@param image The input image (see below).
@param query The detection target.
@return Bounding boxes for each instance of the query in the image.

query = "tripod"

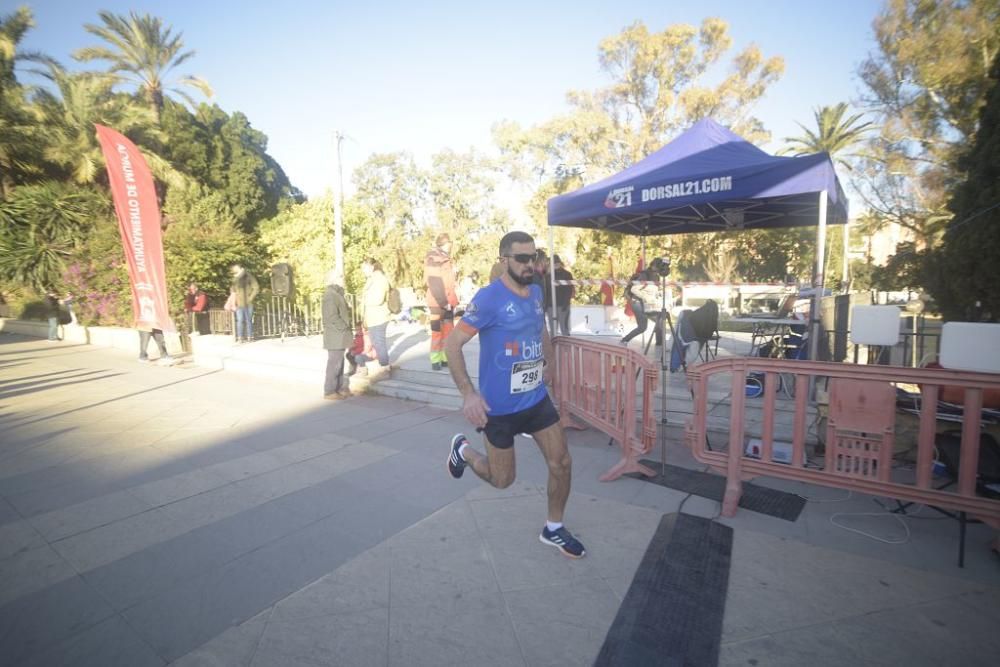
[612,275,685,476]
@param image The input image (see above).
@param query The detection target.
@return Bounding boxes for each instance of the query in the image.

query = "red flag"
[95,124,174,333]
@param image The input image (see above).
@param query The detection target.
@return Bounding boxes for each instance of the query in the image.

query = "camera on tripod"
[648,256,671,278]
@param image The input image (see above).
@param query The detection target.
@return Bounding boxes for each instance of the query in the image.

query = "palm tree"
[0,181,105,291]
[34,63,184,189]
[0,6,52,196]
[782,103,873,171]
[73,11,212,123]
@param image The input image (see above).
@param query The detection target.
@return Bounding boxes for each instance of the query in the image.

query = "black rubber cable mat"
[628,460,806,522]
[595,513,732,667]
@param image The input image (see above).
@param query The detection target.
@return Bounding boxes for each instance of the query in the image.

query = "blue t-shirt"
[459,280,547,416]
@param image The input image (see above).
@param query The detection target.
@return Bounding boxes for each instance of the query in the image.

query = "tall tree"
[159,102,296,231]
[32,64,183,188]
[74,10,212,123]
[352,152,427,234]
[493,18,785,283]
[0,6,49,195]
[925,49,1000,320]
[781,103,873,170]
[857,0,1000,247]
[0,181,107,290]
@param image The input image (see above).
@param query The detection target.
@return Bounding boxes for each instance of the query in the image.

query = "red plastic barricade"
[684,357,1000,531]
[552,337,659,481]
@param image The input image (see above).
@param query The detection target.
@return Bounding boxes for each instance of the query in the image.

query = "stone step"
[366,378,464,410]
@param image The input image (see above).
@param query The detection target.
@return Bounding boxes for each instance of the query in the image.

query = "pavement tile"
[30,488,154,541]
[0,518,45,560]
[169,609,271,667]
[203,450,289,483]
[0,575,117,666]
[389,534,499,607]
[51,507,189,572]
[83,497,317,611]
[128,468,232,507]
[386,498,481,549]
[122,514,376,662]
[482,524,606,593]
[159,479,278,530]
[0,543,77,606]
[271,543,390,620]
[505,577,621,667]
[388,590,525,667]
[251,607,388,667]
[719,628,866,667]
[823,595,1000,667]
[469,493,551,535]
[22,614,165,667]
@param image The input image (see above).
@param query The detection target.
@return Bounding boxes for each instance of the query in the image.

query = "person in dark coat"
[322,271,354,399]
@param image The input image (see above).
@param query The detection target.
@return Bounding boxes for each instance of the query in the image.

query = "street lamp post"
[333,131,345,285]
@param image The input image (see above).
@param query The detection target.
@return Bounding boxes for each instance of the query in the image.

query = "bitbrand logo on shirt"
[504,339,542,360]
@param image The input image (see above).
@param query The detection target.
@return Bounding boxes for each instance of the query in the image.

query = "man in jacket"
[424,233,459,370]
[354,257,391,376]
[322,271,354,399]
[229,264,260,343]
[183,283,209,335]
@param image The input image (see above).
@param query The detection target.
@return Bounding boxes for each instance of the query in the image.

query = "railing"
[552,337,659,481]
[684,357,1000,529]
[204,292,358,340]
[256,295,323,340]
[207,309,232,335]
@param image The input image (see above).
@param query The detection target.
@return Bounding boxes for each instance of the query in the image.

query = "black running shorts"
[477,394,561,449]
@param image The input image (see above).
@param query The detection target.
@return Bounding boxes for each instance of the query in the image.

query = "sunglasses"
[502,253,539,264]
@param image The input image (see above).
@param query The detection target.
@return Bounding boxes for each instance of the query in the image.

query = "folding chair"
[688,299,720,362]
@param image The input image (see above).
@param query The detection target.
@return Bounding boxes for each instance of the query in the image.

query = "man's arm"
[542,326,555,385]
[444,325,476,396]
[445,323,490,427]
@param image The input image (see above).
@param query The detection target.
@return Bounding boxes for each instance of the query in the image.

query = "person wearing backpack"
[353,257,392,377]
[424,233,459,371]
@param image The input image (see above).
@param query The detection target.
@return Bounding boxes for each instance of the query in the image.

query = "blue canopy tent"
[546,118,849,362]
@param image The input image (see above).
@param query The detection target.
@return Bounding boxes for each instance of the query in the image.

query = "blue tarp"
[547,118,848,235]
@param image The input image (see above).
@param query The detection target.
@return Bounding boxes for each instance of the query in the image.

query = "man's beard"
[507,264,534,286]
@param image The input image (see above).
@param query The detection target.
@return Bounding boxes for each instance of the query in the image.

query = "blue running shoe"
[447,433,468,479]
[540,526,586,558]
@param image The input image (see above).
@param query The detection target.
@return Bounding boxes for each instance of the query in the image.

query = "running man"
[444,231,585,558]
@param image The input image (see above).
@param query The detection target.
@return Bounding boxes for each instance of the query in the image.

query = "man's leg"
[235,308,246,340]
[428,309,444,369]
[533,419,586,558]
[557,307,571,336]
[531,422,572,523]
[370,322,390,366]
[138,330,151,360]
[460,436,516,489]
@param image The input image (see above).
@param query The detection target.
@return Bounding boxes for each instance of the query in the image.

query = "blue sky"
[19,0,883,198]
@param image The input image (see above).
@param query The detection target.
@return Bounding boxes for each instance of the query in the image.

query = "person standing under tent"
[620,263,664,347]
[552,255,574,336]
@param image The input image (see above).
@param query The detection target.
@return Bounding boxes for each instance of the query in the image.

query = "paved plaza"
[1,331,999,666]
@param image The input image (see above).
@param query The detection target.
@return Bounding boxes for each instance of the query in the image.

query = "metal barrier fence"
[684,357,1000,561]
[552,336,659,481]
[256,295,323,340]
[204,292,357,340]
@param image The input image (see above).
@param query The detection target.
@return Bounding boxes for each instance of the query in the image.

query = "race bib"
[510,359,543,394]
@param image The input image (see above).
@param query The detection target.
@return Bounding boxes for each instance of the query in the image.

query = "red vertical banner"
[95,124,174,333]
